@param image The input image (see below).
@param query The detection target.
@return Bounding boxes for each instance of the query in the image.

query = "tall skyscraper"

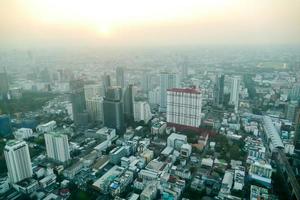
[123,84,134,121]
[102,74,111,92]
[0,67,9,100]
[4,140,33,183]
[116,67,125,88]
[103,86,125,133]
[159,72,178,112]
[166,88,202,129]
[214,74,225,106]
[70,79,87,126]
[141,73,152,92]
[290,83,300,101]
[86,96,104,123]
[230,76,241,112]
[45,132,70,162]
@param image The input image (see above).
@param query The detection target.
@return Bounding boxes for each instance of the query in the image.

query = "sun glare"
[25,0,232,36]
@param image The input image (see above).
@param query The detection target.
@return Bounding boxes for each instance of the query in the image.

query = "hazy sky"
[1,0,300,48]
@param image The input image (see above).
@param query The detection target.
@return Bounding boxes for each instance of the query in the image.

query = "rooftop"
[167,87,200,94]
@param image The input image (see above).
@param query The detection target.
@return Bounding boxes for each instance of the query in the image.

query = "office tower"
[180,65,188,81]
[86,96,104,123]
[102,74,111,92]
[0,67,9,100]
[84,84,104,100]
[141,73,152,92]
[166,88,202,128]
[286,101,298,122]
[45,132,70,162]
[4,140,33,183]
[70,79,87,126]
[230,76,241,112]
[159,72,178,112]
[116,67,125,88]
[149,87,160,105]
[103,87,125,134]
[290,83,300,101]
[123,84,134,121]
[214,74,225,106]
[133,101,152,123]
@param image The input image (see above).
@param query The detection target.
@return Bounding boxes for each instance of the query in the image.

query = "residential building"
[45,132,70,162]
[159,72,177,112]
[134,101,152,123]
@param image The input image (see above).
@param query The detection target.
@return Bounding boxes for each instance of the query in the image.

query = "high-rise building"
[159,72,178,112]
[4,140,33,183]
[84,84,104,101]
[116,67,125,88]
[166,88,202,128]
[133,101,152,123]
[86,96,103,123]
[230,76,241,112]
[103,87,125,134]
[102,74,111,92]
[70,79,87,126]
[286,101,298,122]
[141,73,152,92]
[214,74,225,106]
[149,87,160,105]
[45,132,70,163]
[0,67,9,100]
[290,83,300,101]
[123,84,134,121]
[180,65,188,81]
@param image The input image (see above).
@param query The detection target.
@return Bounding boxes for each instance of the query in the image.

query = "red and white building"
[166,88,202,129]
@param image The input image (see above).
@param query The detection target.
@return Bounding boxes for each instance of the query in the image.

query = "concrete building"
[249,161,272,187]
[123,84,134,121]
[45,132,70,163]
[134,101,152,123]
[214,74,225,106]
[166,88,202,129]
[151,121,167,135]
[4,140,33,183]
[149,87,160,105]
[116,67,125,88]
[36,121,57,133]
[230,76,240,113]
[103,86,125,134]
[14,128,33,140]
[159,72,178,112]
[86,96,103,123]
[70,79,87,126]
[167,133,187,150]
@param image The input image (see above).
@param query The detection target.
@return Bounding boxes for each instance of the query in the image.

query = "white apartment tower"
[167,88,202,128]
[230,76,241,112]
[45,133,70,162]
[4,140,33,183]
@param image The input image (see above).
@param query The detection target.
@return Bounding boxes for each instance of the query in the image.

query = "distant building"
[4,140,33,183]
[45,132,70,163]
[116,67,125,88]
[214,74,225,106]
[36,121,56,133]
[249,161,272,188]
[289,83,300,101]
[84,84,104,101]
[141,73,152,92]
[286,101,298,122]
[86,96,103,123]
[149,87,160,105]
[166,88,202,129]
[103,86,125,134]
[123,84,134,121]
[14,128,33,140]
[134,101,152,123]
[230,76,240,113]
[167,133,187,150]
[102,74,111,92]
[159,72,178,112]
[70,79,87,126]
[0,67,9,100]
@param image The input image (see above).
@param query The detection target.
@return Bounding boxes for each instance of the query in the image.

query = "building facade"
[45,133,70,163]
[4,140,33,183]
[159,72,178,112]
[166,88,202,128]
